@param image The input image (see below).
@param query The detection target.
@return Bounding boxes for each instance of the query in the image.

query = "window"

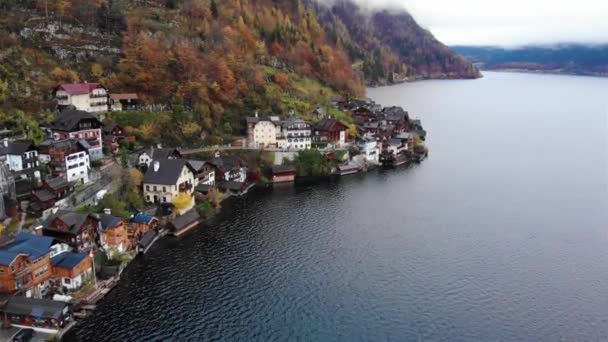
[146,185,150,191]
[162,197,167,203]
[64,278,71,284]
[146,195,150,201]
[162,187,166,192]
[153,186,157,191]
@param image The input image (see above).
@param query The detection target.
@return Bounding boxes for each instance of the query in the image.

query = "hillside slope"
[313,0,481,84]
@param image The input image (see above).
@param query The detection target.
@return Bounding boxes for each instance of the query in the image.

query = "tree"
[222,122,232,136]
[173,193,193,211]
[97,194,130,219]
[128,168,144,193]
[210,0,218,19]
[126,190,144,210]
[274,73,289,86]
[91,63,104,79]
[196,200,216,221]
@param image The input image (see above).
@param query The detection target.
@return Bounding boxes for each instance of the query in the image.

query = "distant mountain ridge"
[453,44,608,77]
[313,0,481,85]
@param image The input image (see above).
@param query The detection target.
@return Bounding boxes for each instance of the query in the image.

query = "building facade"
[54,83,109,113]
[143,160,196,204]
[49,110,103,160]
[0,141,39,172]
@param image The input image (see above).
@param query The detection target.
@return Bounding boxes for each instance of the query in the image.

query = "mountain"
[312,0,481,85]
[0,0,478,146]
[453,44,608,77]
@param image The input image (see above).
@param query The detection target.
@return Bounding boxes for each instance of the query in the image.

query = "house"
[208,156,247,183]
[97,213,129,253]
[314,118,348,146]
[0,140,39,172]
[187,160,215,186]
[218,181,249,196]
[246,114,281,148]
[143,159,196,205]
[41,211,99,252]
[277,118,312,150]
[168,210,202,236]
[271,165,296,183]
[138,147,182,167]
[0,233,54,298]
[129,213,158,247]
[48,109,103,160]
[109,93,139,111]
[30,177,74,214]
[50,251,93,290]
[102,124,125,153]
[136,230,159,254]
[381,106,409,130]
[54,82,108,113]
[352,107,376,122]
[330,95,346,108]
[38,139,91,184]
[0,296,72,331]
[312,107,325,118]
[356,136,381,165]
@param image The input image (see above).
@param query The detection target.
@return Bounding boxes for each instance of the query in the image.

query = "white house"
[38,139,91,184]
[143,159,196,205]
[54,83,109,113]
[138,147,182,167]
[277,118,312,150]
[357,135,381,165]
[246,114,281,148]
[0,140,39,172]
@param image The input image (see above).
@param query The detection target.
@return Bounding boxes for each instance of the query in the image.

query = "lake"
[66,72,608,341]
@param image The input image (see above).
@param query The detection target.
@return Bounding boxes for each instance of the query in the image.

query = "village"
[0,82,427,340]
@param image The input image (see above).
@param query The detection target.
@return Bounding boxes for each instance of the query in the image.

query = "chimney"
[153,161,160,172]
[255,111,258,118]
[104,208,112,215]
[156,143,162,149]
[2,140,7,147]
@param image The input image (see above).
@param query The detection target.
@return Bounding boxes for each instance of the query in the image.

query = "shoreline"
[480,68,608,78]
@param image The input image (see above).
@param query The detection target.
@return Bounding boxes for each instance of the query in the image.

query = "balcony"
[13,265,32,279]
[56,95,68,100]
[91,101,108,107]
[179,183,193,193]
[90,93,107,98]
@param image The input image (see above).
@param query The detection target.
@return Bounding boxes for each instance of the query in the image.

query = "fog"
[318,0,608,46]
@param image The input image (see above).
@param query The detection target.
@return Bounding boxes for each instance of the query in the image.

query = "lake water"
[66,72,608,341]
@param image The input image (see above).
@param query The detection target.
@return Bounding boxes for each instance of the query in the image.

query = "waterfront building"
[0,296,72,331]
[50,251,93,290]
[314,118,349,146]
[246,114,282,148]
[271,165,297,183]
[356,136,381,165]
[97,213,129,254]
[48,109,103,160]
[54,82,109,113]
[143,159,196,205]
[187,160,216,186]
[207,156,248,183]
[40,211,99,252]
[277,118,312,150]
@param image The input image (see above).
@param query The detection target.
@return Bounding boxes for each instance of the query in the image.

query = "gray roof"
[152,148,180,160]
[143,159,194,185]
[272,165,296,174]
[208,156,247,170]
[138,231,157,248]
[4,296,68,319]
[33,189,55,202]
[0,141,36,156]
[46,176,70,191]
[50,109,101,131]
[195,184,212,193]
[169,210,201,230]
[45,210,92,235]
[187,160,207,171]
[219,181,245,191]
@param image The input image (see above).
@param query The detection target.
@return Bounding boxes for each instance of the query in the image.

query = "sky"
[339,0,608,46]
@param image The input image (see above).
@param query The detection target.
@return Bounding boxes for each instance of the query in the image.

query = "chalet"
[137,230,159,254]
[0,140,39,173]
[0,233,54,298]
[48,109,103,160]
[246,114,281,148]
[50,251,92,290]
[356,136,381,165]
[208,156,247,183]
[102,124,125,153]
[30,177,74,214]
[314,118,348,146]
[143,159,196,205]
[187,160,215,186]
[138,147,182,168]
[97,213,129,253]
[41,211,99,252]
[381,106,409,130]
[271,165,297,183]
[168,209,202,236]
[0,296,72,331]
[109,93,139,111]
[38,139,90,184]
[129,213,158,247]
[54,82,108,113]
[352,107,376,122]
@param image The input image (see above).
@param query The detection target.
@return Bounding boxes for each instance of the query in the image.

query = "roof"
[219,181,245,191]
[97,213,122,231]
[272,165,296,174]
[207,156,247,170]
[4,233,54,260]
[186,160,207,171]
[0,251,22,266]
[246,115,280,124]
[33,189,55,202]
[315,118,347,132]
[389,138,404,146]
[143,159,194,185]
[131,213,155,224]
[141,147,181,160]
[56,82,104,95]
[0,141,36,156]
[110,93,138,100]
[4,296,68,319]
[169,210,201,230]
[49,109,102,132]
[195,184,212,193]
[45,176,70,191]
[51,252,88,269]
[45,211,92,235]
[138,231,157,248]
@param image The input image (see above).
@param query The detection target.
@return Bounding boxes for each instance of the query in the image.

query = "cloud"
[317,0,608,46]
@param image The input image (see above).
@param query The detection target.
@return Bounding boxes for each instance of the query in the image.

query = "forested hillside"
[0,0,478,145]
[454,44,608,77]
